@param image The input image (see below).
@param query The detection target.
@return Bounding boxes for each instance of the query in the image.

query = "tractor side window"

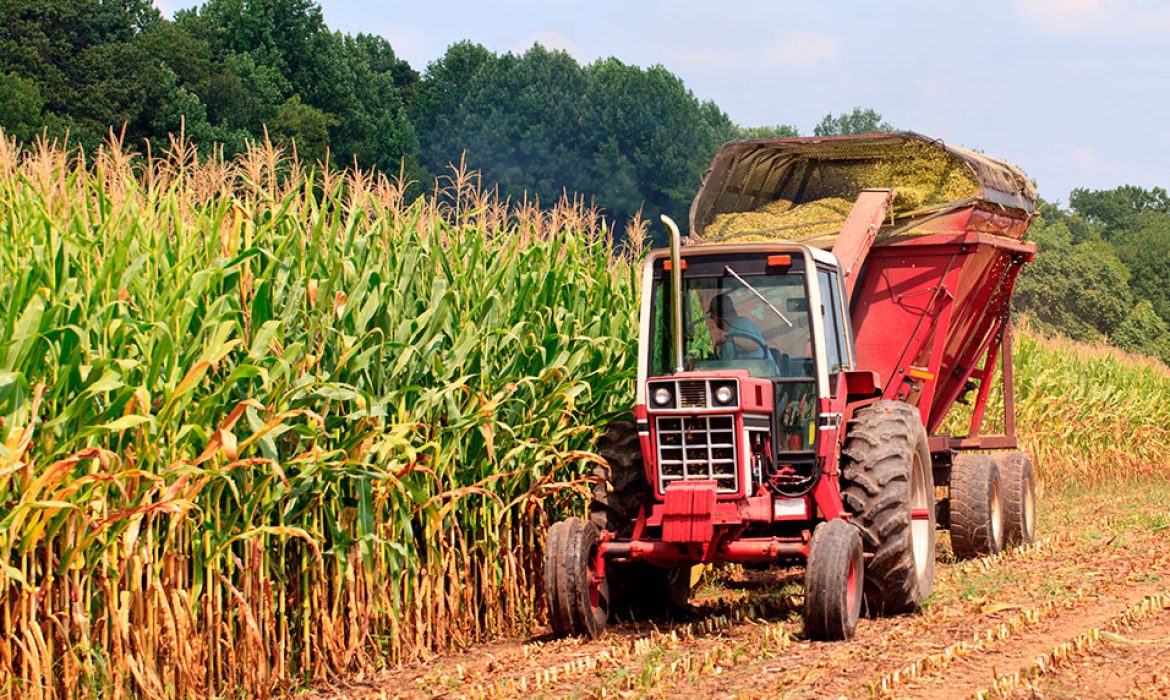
[818,268,849,373]
[650,284,669,377]
[649,285,717,377]
[684,289,716,365]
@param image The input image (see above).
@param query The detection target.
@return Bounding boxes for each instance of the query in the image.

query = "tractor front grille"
[678,381,708,408]
[655,415,738,493]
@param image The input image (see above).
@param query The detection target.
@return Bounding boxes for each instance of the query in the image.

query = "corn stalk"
[0,131,639,698]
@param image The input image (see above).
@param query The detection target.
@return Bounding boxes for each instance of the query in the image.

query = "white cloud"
[914,79,946,99]
[1037,143,1166,199]
[1063,145,1127,175]
[154,0,200,18]
[660,33,839,76]
[1012,0,1170,34]
[1012,0,1108,31]
[513,31,588,61]
[759,34,839,71]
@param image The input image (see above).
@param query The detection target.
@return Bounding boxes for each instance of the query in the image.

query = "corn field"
[975,327,1170,485]
[0,132,639,697]
[2,132,1168,699]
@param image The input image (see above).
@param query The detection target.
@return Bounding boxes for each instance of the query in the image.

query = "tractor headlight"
[652,385,674,408]
[712,382,737,406]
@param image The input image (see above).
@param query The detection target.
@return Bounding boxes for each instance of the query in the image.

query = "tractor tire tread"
[840,400,935,616]
[591,418,644,537]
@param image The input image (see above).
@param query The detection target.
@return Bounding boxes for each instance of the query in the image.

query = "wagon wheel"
[995,451,1037,547]
[949,454,1005,558]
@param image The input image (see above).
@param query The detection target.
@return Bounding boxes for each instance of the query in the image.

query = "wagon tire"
[994,451,1036,547]
[840,400,936,616]
[804,518,864,641]
[949,454,1005,558]
[544,517,608,638]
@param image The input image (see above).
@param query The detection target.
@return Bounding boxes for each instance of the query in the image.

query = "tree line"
[1016,187,1170,363]
[1,0,1168,361]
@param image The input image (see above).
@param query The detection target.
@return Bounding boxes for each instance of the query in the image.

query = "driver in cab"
[708,293,768,360]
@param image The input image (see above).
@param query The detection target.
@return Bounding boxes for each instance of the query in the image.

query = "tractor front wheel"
[544,517,608,638]
[949,454,1005,558]
[804,518,864,641]
[995,451,1037,547]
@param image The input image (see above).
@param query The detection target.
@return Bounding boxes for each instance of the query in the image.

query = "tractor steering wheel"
[723,331,769,358]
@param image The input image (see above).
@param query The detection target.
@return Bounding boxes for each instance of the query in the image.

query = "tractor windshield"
[649,266,814,380]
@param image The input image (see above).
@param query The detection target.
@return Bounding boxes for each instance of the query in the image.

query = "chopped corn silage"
[698,142,981,245]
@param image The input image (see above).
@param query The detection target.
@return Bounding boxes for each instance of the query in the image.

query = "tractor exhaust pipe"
[661,215,685,374]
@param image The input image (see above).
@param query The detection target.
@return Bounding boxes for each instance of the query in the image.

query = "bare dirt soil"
[313,480,1170,699]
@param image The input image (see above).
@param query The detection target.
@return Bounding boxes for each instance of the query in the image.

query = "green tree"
[1066,187,1170,337]
[1014,218,1133,342]
[413,44,733,231]
[271,94,337,162]
[1112,300,1170,363]
[813,107,894,136]
[733,123,799,140]
[145,65,217,145]
[177,0,417,169]
[0,0,161,149]
[581,57,732,227]
[326,33,419,173]
[0,72,45,142]
[1114,211,1170,321]
[1069,185,1170,235]
[410,41,494,178]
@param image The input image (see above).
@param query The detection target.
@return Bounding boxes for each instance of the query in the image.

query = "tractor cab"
[638,243,855,501]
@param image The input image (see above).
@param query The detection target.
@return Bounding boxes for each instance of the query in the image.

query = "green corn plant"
[0,132,641,698]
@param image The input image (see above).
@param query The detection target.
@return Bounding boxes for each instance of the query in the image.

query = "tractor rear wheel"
[804,518,864,641]
[949,454,1005,558]
[590,418,644,537]
[544,517,608,638]
[994,451,1036,547]
[591,418,691,619]
[840,400,936,616]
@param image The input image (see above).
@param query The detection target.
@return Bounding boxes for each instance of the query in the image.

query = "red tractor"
[544,133,1039,640]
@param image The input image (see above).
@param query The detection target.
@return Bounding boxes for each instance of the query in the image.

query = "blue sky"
[159,0,1169,203]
